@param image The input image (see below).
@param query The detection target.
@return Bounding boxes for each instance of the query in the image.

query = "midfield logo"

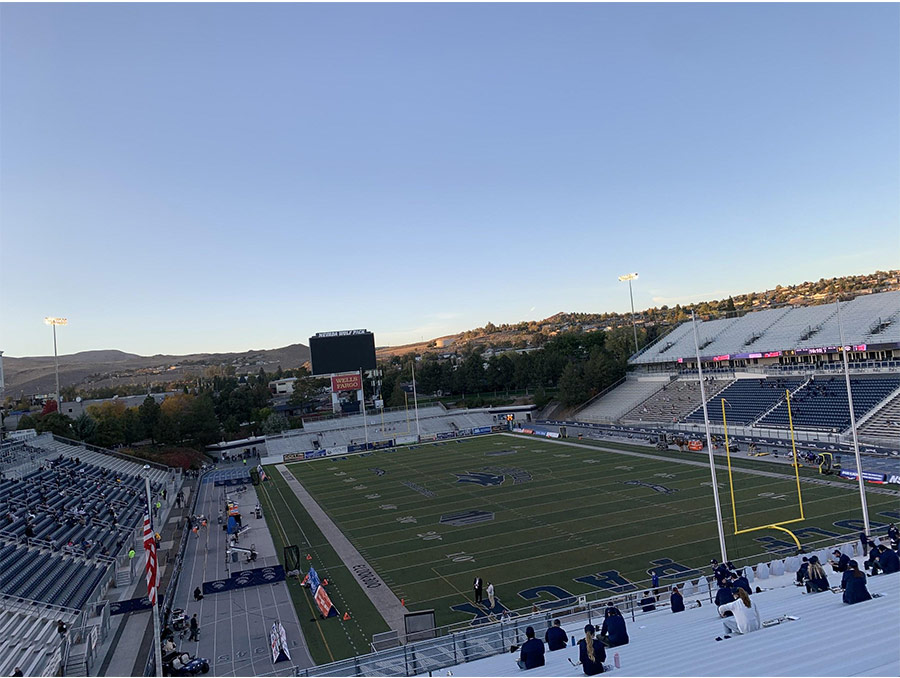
[455,472,505,486]
[623,479,678,494]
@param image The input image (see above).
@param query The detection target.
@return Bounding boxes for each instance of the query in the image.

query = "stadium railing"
[49,434,171,472]
[279,533,873,678]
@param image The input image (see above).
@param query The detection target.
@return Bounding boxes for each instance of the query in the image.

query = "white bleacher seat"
[576,378,671,423]
[425,571,899,677]
[743,566,754,583]
[756,563,769,579]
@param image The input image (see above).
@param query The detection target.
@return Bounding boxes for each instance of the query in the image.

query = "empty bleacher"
[622,377,732,424]
[859,391,900,441]
[0,606,79,678]
[758,375,900,432]
[684,377,805,426]
[576,378,671,423]
[0,543,109,609]
[630,290,900,366]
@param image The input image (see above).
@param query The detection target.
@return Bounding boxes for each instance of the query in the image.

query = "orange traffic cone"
[342,612,351,621]
[306,554,312,561]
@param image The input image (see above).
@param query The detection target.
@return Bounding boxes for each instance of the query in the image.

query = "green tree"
[262,412,289,435]
[139,396,161,444]
[72,413,98,441]
[557,362,589,407]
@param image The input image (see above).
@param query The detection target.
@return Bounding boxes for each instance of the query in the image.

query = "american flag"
[143,511,157,606]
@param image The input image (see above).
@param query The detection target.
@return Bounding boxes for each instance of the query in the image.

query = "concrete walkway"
[275,465,407,637]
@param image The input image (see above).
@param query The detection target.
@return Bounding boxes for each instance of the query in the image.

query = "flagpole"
[691,311,728,564]
[837,300,870,536]
[144,475,163,677]
[411,358,421,438]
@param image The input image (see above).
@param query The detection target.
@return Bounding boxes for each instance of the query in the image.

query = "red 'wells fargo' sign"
[331,373,362,391]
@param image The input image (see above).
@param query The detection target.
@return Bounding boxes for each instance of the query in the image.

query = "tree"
[185,394,220,446]
[262,412,289,435]
[34,412,75,437]
[557,362,588,407]
[72,413,98,442]
[122,408,145,445]
[139,396,161,444]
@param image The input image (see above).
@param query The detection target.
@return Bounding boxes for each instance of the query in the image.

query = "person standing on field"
[473,576,483,604]
[486,581,495,608]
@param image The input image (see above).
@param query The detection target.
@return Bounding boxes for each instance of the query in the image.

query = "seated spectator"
[578,624,606,675]
[732,572,752,596]
[715,580,735,613]
[640,591,656,612]
[795,557,809,586]
[830,549,851,573]
[544,619,567,651]
[717,588,760,636]
[599,606,629,647]
[804,556,830,593]
[670,586,685,613]
[842,561,872,605]
[878,544,900,574]
[517,626,545,670]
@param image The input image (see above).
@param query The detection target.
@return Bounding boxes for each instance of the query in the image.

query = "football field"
[260,433,899,663]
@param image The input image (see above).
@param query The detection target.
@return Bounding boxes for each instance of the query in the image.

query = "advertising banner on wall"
[395,434,419,445]
[348,443,368,453]
[304,449,326,460]
[436,431,457,440]
[369,439,395,450]
[472,426,492,435]
[420,434,437,442]
[325,445,349,456]
[283,452,305,462]
[331,373,362,392]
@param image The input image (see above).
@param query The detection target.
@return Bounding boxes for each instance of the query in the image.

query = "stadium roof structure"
[630,290,900,365]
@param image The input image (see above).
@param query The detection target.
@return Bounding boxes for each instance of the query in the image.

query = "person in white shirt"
[717,588,760,635]
[486,582,495,608]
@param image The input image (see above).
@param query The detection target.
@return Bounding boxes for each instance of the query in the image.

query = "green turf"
[272,433,899,660]
[256,468,390,665]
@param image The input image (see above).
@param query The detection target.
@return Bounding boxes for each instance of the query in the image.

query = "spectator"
[189,614,199,641]
[57,620,67,637]
[517,626,545,670]
[639,591,656,612]
[599,606,629,647]
[795,557,809,586]
[842,561,872,605]
[651,571,660,594]
[193,587,203,602]
[13,668,23,677]
[578,624,606,676]
[805,556,830,593]
[544,619,567,651]
[888,523,899,550]
[487,581,495,609]
[732,571,752,597]
[830,549,851,573]
[717,588,760,636]
[473,577,483,604]
[715,580,735,612]
[670,586,685,613]
[860,532,870,557]
[877,544,900,574]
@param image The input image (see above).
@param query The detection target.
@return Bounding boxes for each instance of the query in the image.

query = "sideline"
[275,465,408,637]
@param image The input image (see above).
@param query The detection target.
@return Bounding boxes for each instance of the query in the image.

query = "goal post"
[722,390,806,550]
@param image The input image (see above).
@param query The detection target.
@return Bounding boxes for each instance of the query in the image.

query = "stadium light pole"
[618,273,640,354]
[836,301,870,537]
[691,310,728,564]
[360,369,369,444]
[411,357,420,438]
[44,317,68,413]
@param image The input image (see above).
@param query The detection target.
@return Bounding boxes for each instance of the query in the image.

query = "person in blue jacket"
[715,580,736,613]
[599,606,629,647]
[518,626,545,670]
[670,586,685,613]
[732,572,752,596]
[830,549,851,573]
[877,544,900,574]
[578,624,606,675]
[544,619,567,651]
[842,561,872,605]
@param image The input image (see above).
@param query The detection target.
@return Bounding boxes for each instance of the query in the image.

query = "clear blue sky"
[2,2,898,357]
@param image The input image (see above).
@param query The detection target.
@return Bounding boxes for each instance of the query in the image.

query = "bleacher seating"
[622,377,732,423]
[758,375,900,432]
[859,391,900,441]
[265,407,495,459]
[0,543,108,610]
[576,378,671,423]
[0,607,77,678]
[631,290,900,365]
[684,377,805,426]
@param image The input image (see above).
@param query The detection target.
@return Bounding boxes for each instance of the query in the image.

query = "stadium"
[1,291,898,677]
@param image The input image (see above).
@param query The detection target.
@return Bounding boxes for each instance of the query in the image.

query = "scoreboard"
[310,330,376,375]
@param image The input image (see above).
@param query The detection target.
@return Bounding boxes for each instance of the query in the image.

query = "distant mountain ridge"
[3,344,311,398]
